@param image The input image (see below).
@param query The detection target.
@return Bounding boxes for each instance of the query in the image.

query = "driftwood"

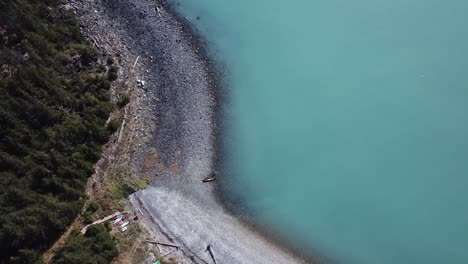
[137,208,144,216]
[155,5,162,17]
[145,240,179,250]
[161,250,175,258]
[205,245,217,264]
[133,56,139,68]
[90,36,100,48]
[117,108,127,142]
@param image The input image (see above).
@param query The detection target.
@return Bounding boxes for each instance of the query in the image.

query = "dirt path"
[81,211,122,234]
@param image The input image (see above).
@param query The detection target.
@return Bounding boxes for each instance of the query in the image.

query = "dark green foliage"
[106,119,120,134]
[86,200,99,213]
[0,0,115,262]
[118,183,136,198]
[117,95,130,109]
[107,66,118,81]
[104,221,113,232]
[97,64,106,73]
[83,213,94,225]
[71,44,98,65]
[53,225,118,264]
[113,183,136,200]
[83,201,100,224]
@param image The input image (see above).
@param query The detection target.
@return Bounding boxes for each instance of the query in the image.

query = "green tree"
[0,0,117,261]
[53,225,117,264]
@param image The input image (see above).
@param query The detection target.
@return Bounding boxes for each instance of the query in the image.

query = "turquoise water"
[174,1,468,263]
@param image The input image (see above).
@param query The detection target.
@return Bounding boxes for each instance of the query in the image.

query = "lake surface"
[173,1,468,263]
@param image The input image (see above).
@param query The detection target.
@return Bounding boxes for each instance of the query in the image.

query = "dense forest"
[53,225,118,264]
[0,0,117,262]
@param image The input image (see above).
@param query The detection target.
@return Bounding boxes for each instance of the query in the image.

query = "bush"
[97,64,106,73]
[53,226,118,264]
[98,78,112,90]
[117,95,130,109]
[112,182,136,199]
[83,213,95,224]
[73,44,98,65]
[106,119,120,134]
[86,201,99,213]
[83,201,100,224]
[107,66,118,81]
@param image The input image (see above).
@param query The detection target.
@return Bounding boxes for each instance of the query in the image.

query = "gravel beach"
[71,0,309,263]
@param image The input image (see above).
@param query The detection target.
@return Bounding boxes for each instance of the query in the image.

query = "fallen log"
[133,55,140,68]
[145,240,179,250]
[117,108,127,142]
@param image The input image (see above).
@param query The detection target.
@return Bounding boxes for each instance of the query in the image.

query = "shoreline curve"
[72,0,316,262]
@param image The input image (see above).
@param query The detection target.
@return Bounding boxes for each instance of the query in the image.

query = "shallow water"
[173,0,468,263]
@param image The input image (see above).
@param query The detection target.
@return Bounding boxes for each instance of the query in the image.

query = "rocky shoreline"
[70,0,309,263]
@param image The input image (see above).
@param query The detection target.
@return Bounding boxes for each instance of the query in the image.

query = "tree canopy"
[53,225,118,264]
[0,0,116,262]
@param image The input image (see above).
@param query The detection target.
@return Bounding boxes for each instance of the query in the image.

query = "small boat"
[114,216,126,226]
[203,173,216,183]
[112,215,123,224]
